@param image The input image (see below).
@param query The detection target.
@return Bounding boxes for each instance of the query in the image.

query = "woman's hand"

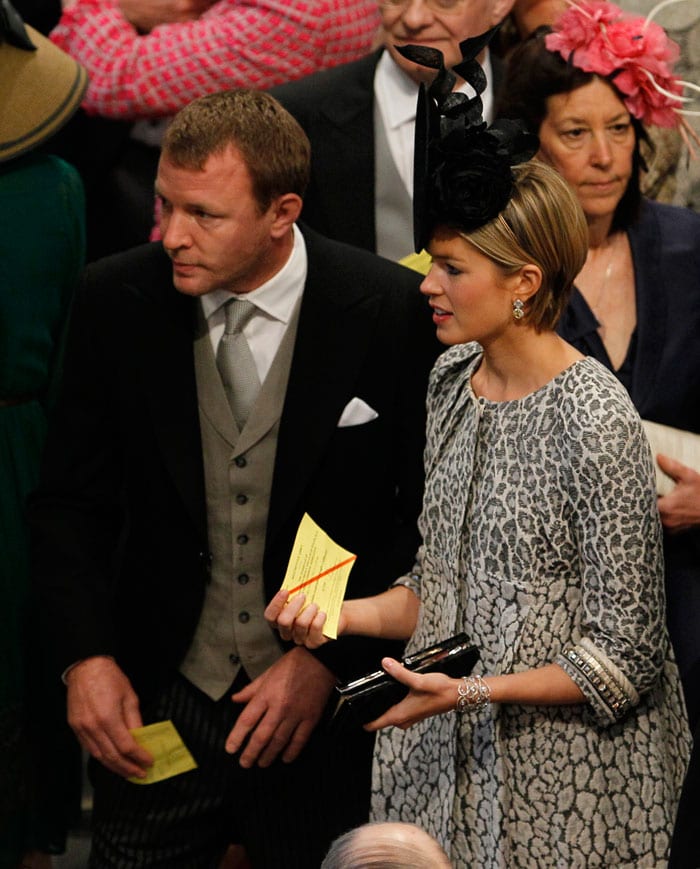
[266,584,419,647]
[657,454,700,533]
[264,590,338,649]
[363,658,458,732]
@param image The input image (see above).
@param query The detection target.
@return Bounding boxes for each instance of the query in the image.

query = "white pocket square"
[337,397,379,427]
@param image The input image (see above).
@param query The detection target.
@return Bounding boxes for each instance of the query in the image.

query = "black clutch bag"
[334,633,480,725]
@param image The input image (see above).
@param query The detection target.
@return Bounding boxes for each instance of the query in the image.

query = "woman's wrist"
[467,665,585,707]
[455,674,492,712]
[340,599,363,636]
[340,587,418,640]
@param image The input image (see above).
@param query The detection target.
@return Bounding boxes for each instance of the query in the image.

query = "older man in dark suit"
[271,0,515,261]
[30,89,439,869]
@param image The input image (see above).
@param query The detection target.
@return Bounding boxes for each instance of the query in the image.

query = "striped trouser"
[88,672,374,868]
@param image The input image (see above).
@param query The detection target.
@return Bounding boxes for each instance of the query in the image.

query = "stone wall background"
[618,0,700,210]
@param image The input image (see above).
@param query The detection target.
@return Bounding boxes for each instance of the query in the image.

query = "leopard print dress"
[372,344,690,868]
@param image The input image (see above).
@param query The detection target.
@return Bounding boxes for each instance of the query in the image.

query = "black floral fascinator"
[397,29,539,253]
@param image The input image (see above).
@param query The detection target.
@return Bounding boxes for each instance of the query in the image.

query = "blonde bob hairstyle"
[461,160,588,332]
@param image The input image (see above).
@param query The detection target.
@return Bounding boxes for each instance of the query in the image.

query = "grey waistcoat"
[180,302,301,700]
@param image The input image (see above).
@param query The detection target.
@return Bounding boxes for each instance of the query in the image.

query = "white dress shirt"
[200,224,308,385]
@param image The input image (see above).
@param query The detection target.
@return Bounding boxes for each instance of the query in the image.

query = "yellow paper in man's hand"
[280,513,357,639]
[128,720,197,785]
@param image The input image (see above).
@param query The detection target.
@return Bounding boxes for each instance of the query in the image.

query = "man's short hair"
[162,89,311,212]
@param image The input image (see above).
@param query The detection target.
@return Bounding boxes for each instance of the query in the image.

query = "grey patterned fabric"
[372,344,690,868]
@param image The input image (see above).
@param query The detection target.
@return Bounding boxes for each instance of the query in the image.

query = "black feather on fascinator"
[398,28,539,253]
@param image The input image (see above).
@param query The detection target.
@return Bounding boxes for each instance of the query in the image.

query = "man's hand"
[66,656,153,778]
[657,454,700,533]
[118,0,214,32]
[225,647,336,769]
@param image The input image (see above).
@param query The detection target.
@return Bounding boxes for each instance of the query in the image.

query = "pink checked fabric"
[51,0,380,120]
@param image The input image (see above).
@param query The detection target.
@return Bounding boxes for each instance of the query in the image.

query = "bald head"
[321,822,452,868]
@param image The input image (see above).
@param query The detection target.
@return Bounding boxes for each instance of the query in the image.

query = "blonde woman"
[267,149,690,866]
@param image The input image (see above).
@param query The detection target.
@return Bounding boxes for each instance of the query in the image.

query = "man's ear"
[489,0,517,27]
[270,193,303,238]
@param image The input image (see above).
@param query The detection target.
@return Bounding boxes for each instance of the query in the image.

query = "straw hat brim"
[0,23,88,162]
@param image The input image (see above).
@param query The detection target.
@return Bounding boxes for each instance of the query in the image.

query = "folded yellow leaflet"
[399,249,432,276]
[280,513,357,639]
[128,720,197,785]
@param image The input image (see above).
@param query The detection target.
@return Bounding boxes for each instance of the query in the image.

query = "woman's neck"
[587,213,615,249]
[472,330,583,403]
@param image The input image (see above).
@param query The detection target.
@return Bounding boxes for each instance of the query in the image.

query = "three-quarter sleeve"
[392,564,423,599]
[561,386,666,724]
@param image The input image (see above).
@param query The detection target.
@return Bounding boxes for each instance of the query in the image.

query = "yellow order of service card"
[128,720,197,785]
[280,513,357,639]
[399,249,432,275]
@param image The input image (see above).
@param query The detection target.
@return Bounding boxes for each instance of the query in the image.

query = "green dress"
[0,153,85,864]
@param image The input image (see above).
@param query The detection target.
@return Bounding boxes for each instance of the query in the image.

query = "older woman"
[266,36,690,862]
[497,2,700,731]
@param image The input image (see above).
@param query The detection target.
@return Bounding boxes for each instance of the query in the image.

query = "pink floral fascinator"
[545,0,700,151]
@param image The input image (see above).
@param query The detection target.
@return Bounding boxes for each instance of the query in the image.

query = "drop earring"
[512,299,525,321]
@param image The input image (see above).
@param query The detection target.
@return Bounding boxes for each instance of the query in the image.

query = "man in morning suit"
[271,0,515,262]
[29,90,439,868]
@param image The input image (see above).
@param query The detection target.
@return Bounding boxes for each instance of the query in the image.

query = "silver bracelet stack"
[456,674,491,712]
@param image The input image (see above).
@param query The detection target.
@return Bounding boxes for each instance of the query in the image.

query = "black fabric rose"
[431,147,514,233]
[429,120,539,233]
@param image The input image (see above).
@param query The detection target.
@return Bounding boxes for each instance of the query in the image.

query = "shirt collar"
[375,50,421,130]
[201,223,307,324]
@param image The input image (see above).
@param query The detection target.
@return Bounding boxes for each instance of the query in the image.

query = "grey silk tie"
[216,298,260,429]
